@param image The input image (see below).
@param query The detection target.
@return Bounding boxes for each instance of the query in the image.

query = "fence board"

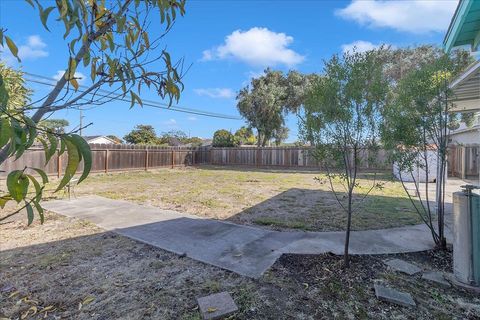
[0,145,395,178]
[448,144,479,179]
[209,147,390,170]
[0,145,212,177]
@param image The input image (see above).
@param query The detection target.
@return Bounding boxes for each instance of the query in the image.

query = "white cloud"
[194,88,235,99]
[53,70,86,84]
[1,35,48,65]
[18,35,49,60]
[187,116,197,121]
[341,40,382,53]
[202,27,305,67]
[336,0,458,33]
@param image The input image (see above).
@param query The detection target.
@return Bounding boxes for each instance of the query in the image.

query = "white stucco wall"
[449,129,480,145]
[393,150,438,183]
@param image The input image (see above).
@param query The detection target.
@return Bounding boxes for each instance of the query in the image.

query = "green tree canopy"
[0,62,31,111]
[39,119,70,134]
[123,125,159,145]
[212,129,237,147]
[158,130,188,146]
[303,49,389,267]
[381,50,472,248]
[237,69,318,147]
[272,126,289,146]
[234,126,256,145]
[184,136,203,147]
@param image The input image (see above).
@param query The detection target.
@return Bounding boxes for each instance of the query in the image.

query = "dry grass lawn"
[49,165,422,231]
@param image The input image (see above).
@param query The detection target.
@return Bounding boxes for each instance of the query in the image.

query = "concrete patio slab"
[197,291,238,320]
[43,196,452,278]
[384,259,422,275]
[374,284,416,307]
[422,271,451,288]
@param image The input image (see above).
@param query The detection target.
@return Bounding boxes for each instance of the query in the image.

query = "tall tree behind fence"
[0,145,394,178]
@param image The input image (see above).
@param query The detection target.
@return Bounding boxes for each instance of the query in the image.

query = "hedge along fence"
[209,147,391,170]
[0,144,211,178]
[0,144,392,178]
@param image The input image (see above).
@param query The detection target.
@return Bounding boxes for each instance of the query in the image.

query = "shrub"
[212,129,237,147]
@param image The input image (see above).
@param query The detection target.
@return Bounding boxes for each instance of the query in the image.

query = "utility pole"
[79,109,85,137]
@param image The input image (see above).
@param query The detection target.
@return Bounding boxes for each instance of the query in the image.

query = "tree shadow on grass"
[226,187,425,232]
[195,164,393,176]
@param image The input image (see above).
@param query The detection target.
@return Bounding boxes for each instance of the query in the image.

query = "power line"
[24,72,243,120]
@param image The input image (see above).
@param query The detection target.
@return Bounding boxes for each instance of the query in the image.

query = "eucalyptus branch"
[0,187,44,223]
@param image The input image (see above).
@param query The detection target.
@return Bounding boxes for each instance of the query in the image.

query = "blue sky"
[0,0,459,141]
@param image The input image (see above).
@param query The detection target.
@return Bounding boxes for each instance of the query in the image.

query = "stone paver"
[374,284,416,307]
[384,259,422,275]
[43,196,452,278]
[422,271,451,288]
[197,291,238,320]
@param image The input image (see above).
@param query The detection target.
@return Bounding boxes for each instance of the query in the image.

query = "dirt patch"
[1,214,479,319]
[42,166,422,232]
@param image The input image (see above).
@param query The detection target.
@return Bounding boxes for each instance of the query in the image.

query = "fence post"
[145,148,149,171]
[105,149,109,173]
[461,146,466,179]
[210,148,213,165]
[256,148,260,167]
[171,149,174,168]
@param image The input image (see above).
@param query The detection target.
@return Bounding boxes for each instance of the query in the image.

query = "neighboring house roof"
[444,1,480,112]
[83,135,102,141]
[83,135,119,144]
[444,0,480,53]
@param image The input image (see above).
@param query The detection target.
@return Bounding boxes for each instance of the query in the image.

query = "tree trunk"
[436,148,447,249]
[344,191,353,268]
[436,103,448,250]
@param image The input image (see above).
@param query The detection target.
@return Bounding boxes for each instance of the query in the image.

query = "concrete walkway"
[43,196,451,278]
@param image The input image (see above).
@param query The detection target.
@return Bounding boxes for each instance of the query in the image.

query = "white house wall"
[393,150,438,183]
[449,130,480,145]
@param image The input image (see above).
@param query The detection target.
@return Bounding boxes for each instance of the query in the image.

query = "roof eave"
[443,0,474,53]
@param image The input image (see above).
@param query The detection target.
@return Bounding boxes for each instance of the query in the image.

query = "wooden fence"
[0,144,210,177]
[3,143,477,179]
[209,147,391,169]
[448,144,480,179]
[0,145,393,178]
